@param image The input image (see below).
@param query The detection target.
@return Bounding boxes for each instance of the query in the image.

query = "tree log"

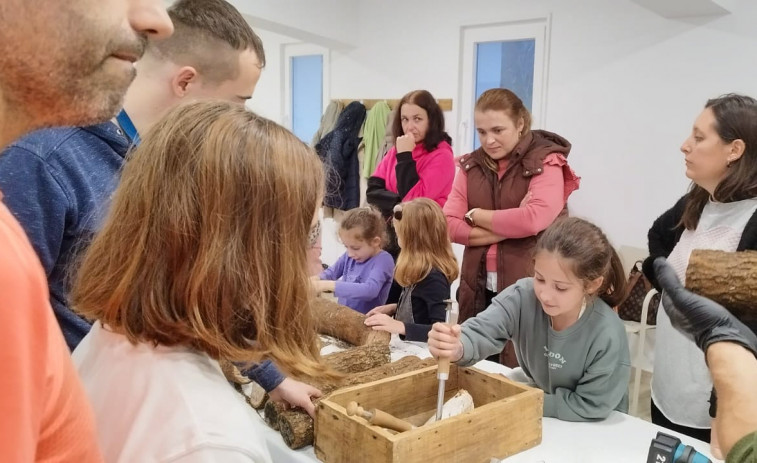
[264,400,283,430]
[221,359,269,408]
[338,356,435,390]
[219,360,250,385]
[312,297,390,346]
[279,409,315,450]
[322,342,390,374]
[246,381,268,409]
[686,249,757,327]
[276,356,435,449]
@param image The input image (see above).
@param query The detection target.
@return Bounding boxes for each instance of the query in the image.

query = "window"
[283,44,330,144]
[473,39,536,149]
[291,55,323,143]
[458,18,551,153]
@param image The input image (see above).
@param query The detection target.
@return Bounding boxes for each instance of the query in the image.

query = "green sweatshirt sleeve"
[542,322,631,421]
[458,283,522,366]
[727,430,757,463]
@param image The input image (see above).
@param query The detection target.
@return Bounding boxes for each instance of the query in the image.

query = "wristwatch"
[464,208,477,227]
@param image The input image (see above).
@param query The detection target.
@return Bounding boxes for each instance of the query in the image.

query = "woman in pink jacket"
[367,89,455,258]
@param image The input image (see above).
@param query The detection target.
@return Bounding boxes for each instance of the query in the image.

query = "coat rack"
[334,98,453,112]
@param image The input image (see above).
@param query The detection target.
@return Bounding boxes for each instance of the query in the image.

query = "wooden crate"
[314,364,543,463]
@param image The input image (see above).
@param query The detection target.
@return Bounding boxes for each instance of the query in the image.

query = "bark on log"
[246,381,268,409]
[686,249,757,327]
[219,360,250,385]
[264,400,283,430]
[279,409,315,450]
[221,360,270,408]
[312,297,390,346]
[322,342,390,374]
[339,356,435,389]
[275,356,435,449]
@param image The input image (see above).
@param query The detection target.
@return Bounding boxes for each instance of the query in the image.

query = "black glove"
[641,256,661,292]
[653,257,757,357]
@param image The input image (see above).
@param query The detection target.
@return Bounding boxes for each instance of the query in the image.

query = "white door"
[457,18,551,154]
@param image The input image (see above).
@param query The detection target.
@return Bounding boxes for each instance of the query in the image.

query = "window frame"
[282,43,331,135]
[457,17,552,153]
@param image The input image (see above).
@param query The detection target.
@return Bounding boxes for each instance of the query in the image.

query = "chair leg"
[630,364,642,416]
[629,289,657,418]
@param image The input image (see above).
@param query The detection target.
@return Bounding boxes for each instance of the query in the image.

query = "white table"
[254,336,719,463]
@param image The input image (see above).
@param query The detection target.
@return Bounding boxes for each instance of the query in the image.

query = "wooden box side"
[392,366,543,463]
[315,364,543,463]
[315,365,458,463]
[314,399,394,463]
[323,365,458,425]
[458,365,536,406]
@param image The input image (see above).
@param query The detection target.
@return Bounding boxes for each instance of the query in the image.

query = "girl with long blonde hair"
[365,198,458,342]
[70,101,331,462]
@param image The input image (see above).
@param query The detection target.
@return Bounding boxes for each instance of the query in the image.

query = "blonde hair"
[393,198,459,286]
[339,207,387,245]
[72,100,331,379]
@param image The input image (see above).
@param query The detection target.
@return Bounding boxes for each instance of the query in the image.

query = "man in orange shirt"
[0,1,173,461]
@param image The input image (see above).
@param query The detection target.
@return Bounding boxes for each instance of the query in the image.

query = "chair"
[617,246,658,417]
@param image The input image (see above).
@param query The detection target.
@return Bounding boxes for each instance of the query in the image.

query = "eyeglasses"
[308,221,322,247]
[392,204,403,221]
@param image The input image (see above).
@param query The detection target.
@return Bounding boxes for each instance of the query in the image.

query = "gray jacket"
[459,278,630,422]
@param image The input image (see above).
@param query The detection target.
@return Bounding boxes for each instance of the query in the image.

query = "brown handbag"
[616,261,661,325]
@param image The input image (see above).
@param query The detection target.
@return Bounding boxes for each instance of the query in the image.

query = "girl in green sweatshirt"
[429,217,631,422]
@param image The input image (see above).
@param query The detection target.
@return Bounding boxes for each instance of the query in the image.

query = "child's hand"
[313,279,335,293]
[268,378,322,418]
[428,322,463,362]
[364,313,405,335]
[366,303,397,317]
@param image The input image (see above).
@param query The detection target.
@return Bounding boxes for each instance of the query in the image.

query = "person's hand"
[519,190,533,208]
[366,303,397,317]
[364,313,405,335]
[268,378,323,418]
[395,133,416,153]
[654,257,757,357]
[428,322,464,362]
[313,279,335,293]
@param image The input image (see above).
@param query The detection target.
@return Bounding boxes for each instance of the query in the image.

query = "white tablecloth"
[255,336,719,463]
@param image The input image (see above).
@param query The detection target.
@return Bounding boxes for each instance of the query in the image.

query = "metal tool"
[435,299,459,422]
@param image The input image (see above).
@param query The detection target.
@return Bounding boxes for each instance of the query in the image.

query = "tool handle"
[346,401,372,420]
[438,301,460,380]
[369,408,415,432]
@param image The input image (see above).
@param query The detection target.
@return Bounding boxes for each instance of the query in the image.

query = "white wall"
[245,28,294,123]
[250,0,757,250]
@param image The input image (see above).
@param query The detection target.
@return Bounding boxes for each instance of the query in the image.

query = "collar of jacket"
[459,129,572,178]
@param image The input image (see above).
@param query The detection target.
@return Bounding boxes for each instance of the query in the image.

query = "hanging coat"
[361,100,392,178]
[316,101,366,210]
[311,100,345,147]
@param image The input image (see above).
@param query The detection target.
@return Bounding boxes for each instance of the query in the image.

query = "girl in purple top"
[314,208,394,314]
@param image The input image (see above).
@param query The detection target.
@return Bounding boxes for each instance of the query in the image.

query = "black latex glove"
[653,257,757,357]
[641,256,660,292]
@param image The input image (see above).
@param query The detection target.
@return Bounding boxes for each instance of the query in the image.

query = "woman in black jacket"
[643,94,757,452]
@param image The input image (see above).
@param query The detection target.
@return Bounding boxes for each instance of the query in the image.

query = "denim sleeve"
[238,360,285,392]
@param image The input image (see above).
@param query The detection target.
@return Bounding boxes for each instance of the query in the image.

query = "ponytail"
[536,217,625,306]
[598,248,627,307]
